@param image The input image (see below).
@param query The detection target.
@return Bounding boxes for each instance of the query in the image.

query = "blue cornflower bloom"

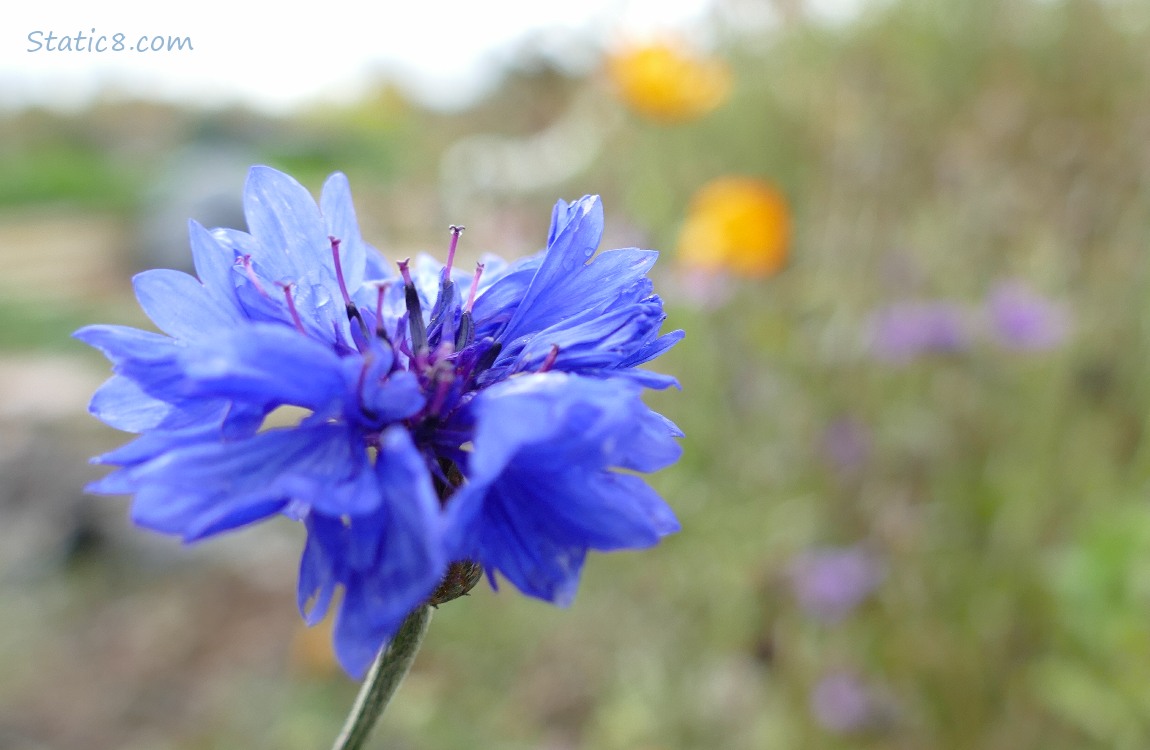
[78,166,683,676]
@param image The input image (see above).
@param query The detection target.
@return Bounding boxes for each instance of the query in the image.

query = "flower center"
[320,228,554,461]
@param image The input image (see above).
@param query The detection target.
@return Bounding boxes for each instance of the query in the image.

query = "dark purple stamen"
[355,361,378,420]
[347,304,368,333]
[454,262,485,350]
[278,282,307,334]
[473,340,502,376]
[455,315,473,351]
[329,235,372,346]
[398,258,428,354]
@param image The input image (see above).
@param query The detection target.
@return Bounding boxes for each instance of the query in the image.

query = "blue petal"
[547,196,597,247]
[460,484,586,605]
[554,323,683,390]
[74,325,191,403]
[368,426,444,589]
[74,325,180,365]
[320,171,370,294]
[497,197,602,339]
[242,166,328,282]
[89,375,173,432]
[621,328,685,368]
[86,468,138,495]
[133,268,239,341]
[496,252,661,359]
[93,422,219,468]
[537,470,679,549]
[584,367,681,390]
[210,227,260,260]
[90,399,259,469]
[298,516,340,625]
[353,362,426,425]
[454,468,673,602]
[504,301,665,375]
[178,323,347,412]
[470,196,678,394]
[614,408,684,473]
[188,220,241,312]
[306,427,444,677]
[131,483,288,541]
[363,250,392,284]
[123,423,377,538]
[470,263,539,339]
[462,376,569,480]
[190,498,289,539]
[285,280,346,344]
[129,483,287,540]
[333,577,394,677]
[445,373,680,604]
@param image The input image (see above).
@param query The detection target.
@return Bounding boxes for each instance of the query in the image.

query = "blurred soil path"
[0,209,129,303]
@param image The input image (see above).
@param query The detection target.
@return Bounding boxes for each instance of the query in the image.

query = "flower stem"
[331,604,433,750]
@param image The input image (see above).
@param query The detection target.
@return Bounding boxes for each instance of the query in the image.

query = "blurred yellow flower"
[677,177,791,278]
[289,616,340,679]
[606,39,732,122]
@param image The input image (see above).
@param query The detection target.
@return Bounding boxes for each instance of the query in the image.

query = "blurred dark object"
[133,140,254,273]
[0,356,110,577]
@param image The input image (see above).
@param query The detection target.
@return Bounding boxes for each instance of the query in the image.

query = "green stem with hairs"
[330,604,433,750]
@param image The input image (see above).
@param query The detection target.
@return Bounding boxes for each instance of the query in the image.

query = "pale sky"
[0,0,720,112]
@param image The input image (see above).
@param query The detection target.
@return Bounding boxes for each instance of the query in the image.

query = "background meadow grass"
[3,0,1150,747]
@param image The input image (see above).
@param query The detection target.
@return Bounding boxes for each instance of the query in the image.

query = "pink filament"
[329,236,352,307]
[464,262,485,313]
[278,282,307,334]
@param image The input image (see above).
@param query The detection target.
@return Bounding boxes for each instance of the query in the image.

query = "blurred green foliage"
[4,0,1150,748]
[0,298,102,350]
[0,144,138,210]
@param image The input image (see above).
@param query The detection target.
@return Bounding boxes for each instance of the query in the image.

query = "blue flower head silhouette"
[77,167,683,676]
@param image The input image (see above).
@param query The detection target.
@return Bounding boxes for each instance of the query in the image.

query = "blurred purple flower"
[810,671,880,734]
[986,281,1070,351]
[821,417,872,476]
[788,546,883,623]
[869,301,970,363]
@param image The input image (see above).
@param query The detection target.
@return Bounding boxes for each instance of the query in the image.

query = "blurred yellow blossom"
[677,177,791,277]
[606,38,732,122]
[289,616,340,679]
